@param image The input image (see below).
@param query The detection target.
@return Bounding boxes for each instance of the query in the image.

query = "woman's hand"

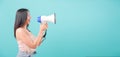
[40,23,48,32]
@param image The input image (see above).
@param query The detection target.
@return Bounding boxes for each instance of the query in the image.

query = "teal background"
[0,0,120,57]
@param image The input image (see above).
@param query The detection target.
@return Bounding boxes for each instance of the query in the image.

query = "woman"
[14,8,48,57]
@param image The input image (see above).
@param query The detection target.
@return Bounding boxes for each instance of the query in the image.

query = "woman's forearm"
[33,30,44,48]
[36,31,44,46]
[33,23,47,48]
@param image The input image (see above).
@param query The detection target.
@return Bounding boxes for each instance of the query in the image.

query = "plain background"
[0,0,120,57]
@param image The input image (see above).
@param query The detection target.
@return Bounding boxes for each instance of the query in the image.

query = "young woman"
[14,8,48,57]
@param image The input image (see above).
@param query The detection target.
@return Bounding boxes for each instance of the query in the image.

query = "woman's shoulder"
[16,28,24,40]
[16,28,23,33]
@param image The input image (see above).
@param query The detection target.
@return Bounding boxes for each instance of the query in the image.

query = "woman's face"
[26,12,31,24]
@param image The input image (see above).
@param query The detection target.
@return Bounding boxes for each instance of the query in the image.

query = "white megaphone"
[37,13,56,24]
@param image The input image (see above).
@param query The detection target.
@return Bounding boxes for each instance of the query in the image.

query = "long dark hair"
[14,8,29,38]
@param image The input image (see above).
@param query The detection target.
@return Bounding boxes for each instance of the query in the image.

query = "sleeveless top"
[17,34,36,54]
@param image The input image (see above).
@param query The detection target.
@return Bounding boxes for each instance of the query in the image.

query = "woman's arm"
[16,24,48,49]
[34,23,48,46]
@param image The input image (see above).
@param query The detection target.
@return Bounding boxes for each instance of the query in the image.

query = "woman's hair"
[14,8,29,37]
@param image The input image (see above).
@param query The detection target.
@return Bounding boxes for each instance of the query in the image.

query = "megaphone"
[37,13,56,40]
[37,13,56,24]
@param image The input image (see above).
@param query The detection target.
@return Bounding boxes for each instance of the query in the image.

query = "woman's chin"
[28,21,30,24]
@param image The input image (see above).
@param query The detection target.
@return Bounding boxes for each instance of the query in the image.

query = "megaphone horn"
[37,13,56,24]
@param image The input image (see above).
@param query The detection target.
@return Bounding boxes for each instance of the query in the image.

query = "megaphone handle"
[42,30,47,43]
[43,30,47,38]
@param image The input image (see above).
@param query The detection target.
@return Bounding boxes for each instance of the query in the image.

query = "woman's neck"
[22,24,27,30]
[21,24,30,33]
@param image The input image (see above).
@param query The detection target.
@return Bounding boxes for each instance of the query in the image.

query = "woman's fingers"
[46,23,48,29]
[44,23,48,29]
[40,23,48,32]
